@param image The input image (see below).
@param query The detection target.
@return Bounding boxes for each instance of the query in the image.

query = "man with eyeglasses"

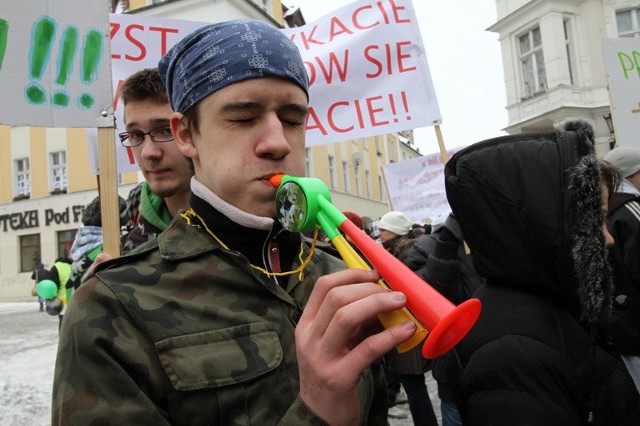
[117,67,193,254]
[66,68,193,291]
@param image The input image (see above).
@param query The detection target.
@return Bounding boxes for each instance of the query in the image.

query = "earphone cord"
[180,208,318,281]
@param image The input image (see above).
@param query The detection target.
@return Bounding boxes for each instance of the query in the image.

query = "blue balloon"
[36,279,58,299]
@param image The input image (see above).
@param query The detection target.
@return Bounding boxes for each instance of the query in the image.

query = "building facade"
[0,0,421,301]
[489,0,640,155]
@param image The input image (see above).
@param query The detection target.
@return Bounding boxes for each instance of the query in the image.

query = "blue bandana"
[158,19,309,114]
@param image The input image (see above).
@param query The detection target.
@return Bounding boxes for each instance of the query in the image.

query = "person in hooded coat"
[601,147,640,391]
[444,120,640,425]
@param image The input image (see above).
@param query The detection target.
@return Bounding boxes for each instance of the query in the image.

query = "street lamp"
[603,113,616,150]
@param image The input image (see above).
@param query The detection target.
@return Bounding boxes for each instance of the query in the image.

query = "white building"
[489,0,640,156]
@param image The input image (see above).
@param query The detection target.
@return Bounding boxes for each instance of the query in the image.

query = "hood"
[445,120,612,325]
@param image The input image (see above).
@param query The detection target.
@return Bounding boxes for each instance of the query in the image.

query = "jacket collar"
[157,184,301,280]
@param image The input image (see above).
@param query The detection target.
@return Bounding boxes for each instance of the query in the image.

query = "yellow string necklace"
[180,208,318,281]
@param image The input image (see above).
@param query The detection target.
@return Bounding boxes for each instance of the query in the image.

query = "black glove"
[433,227,461,259]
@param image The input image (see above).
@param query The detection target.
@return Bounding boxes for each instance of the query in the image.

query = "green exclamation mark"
[26,17,56,105]
[78,29,102,109]
[0,19,8,72]
[52,26,78,107]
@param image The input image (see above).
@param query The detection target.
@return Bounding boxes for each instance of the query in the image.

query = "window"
[375,136,382,156]
[563,19,575,85]
[378,176,386,202]
[365,170,372,198]
[57,230,76,259]
[617,8,640,37]
[112,0,130,12]
[14,158,30,198]
[328,155,337,189]
[342,161,350,192]
[258,0,271,12]
[354,164,361,196]
[20,234,41,273]
[519,26,547,97]
[387,137,397,162]
[305,148,312,177]
[50,151,68,193]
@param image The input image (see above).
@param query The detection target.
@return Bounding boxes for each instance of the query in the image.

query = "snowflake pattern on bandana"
[159,19,309,113]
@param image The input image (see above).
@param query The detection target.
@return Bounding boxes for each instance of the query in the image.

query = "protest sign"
[89,13,203,174]
[382,149,460,223]
[283,0,440,146]
[602,38,640,148]
[102,0,440,173]
[0,0,113,128]
[0,0,121,255]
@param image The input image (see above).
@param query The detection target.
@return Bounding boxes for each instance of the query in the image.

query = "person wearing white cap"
[377,210,439,426]
[378,211,412,240]
[602,146,640,391]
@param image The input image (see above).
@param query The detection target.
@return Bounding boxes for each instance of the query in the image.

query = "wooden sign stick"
[97,126,120,256]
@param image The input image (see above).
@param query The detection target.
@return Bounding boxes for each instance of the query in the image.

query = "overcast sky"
[290,0,508,155]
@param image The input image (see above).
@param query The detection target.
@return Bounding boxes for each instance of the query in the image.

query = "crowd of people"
[38,17,639,426]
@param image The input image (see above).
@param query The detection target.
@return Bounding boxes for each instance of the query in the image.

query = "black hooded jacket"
[601,191,640,355]
[444,120,640,425]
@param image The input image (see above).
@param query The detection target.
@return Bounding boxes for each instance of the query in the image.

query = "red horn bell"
[340,220,481,358]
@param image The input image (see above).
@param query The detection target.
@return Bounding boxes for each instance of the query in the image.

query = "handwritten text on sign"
[382,149,460,223]
[89,0,440,173]
[0,0,113,128]
[602,38,640,149]
[283,0,440,145]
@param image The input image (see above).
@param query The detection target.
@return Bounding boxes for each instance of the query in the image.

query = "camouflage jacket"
[52,213,388,425]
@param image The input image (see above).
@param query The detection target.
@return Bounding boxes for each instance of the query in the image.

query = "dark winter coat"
[31,263,49,283]
[405,214,484,402]
[405,214,484,306]
[444,120,640,425]
[602,192,640,355]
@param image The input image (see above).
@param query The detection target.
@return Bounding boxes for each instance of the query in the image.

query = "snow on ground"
[0,302,58,425]
[0,302,437,425]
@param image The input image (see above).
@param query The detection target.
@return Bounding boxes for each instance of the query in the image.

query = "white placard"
[96,0,440,173]
[602,38,640,148]
[382,149,459,223]
[0,0,113,128]
[283,0,440,146]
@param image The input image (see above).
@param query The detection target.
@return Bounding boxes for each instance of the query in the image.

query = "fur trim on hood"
[445,119,612,325]
[565,120,613,325]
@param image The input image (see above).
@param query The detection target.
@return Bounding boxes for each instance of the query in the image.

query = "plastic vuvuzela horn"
[270,175,481,358]
[270,174,426,352]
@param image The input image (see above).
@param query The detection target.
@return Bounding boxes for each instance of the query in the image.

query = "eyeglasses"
[118,126,174,147]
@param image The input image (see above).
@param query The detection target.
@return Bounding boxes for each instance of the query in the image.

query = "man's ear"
[171,112,197,158]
